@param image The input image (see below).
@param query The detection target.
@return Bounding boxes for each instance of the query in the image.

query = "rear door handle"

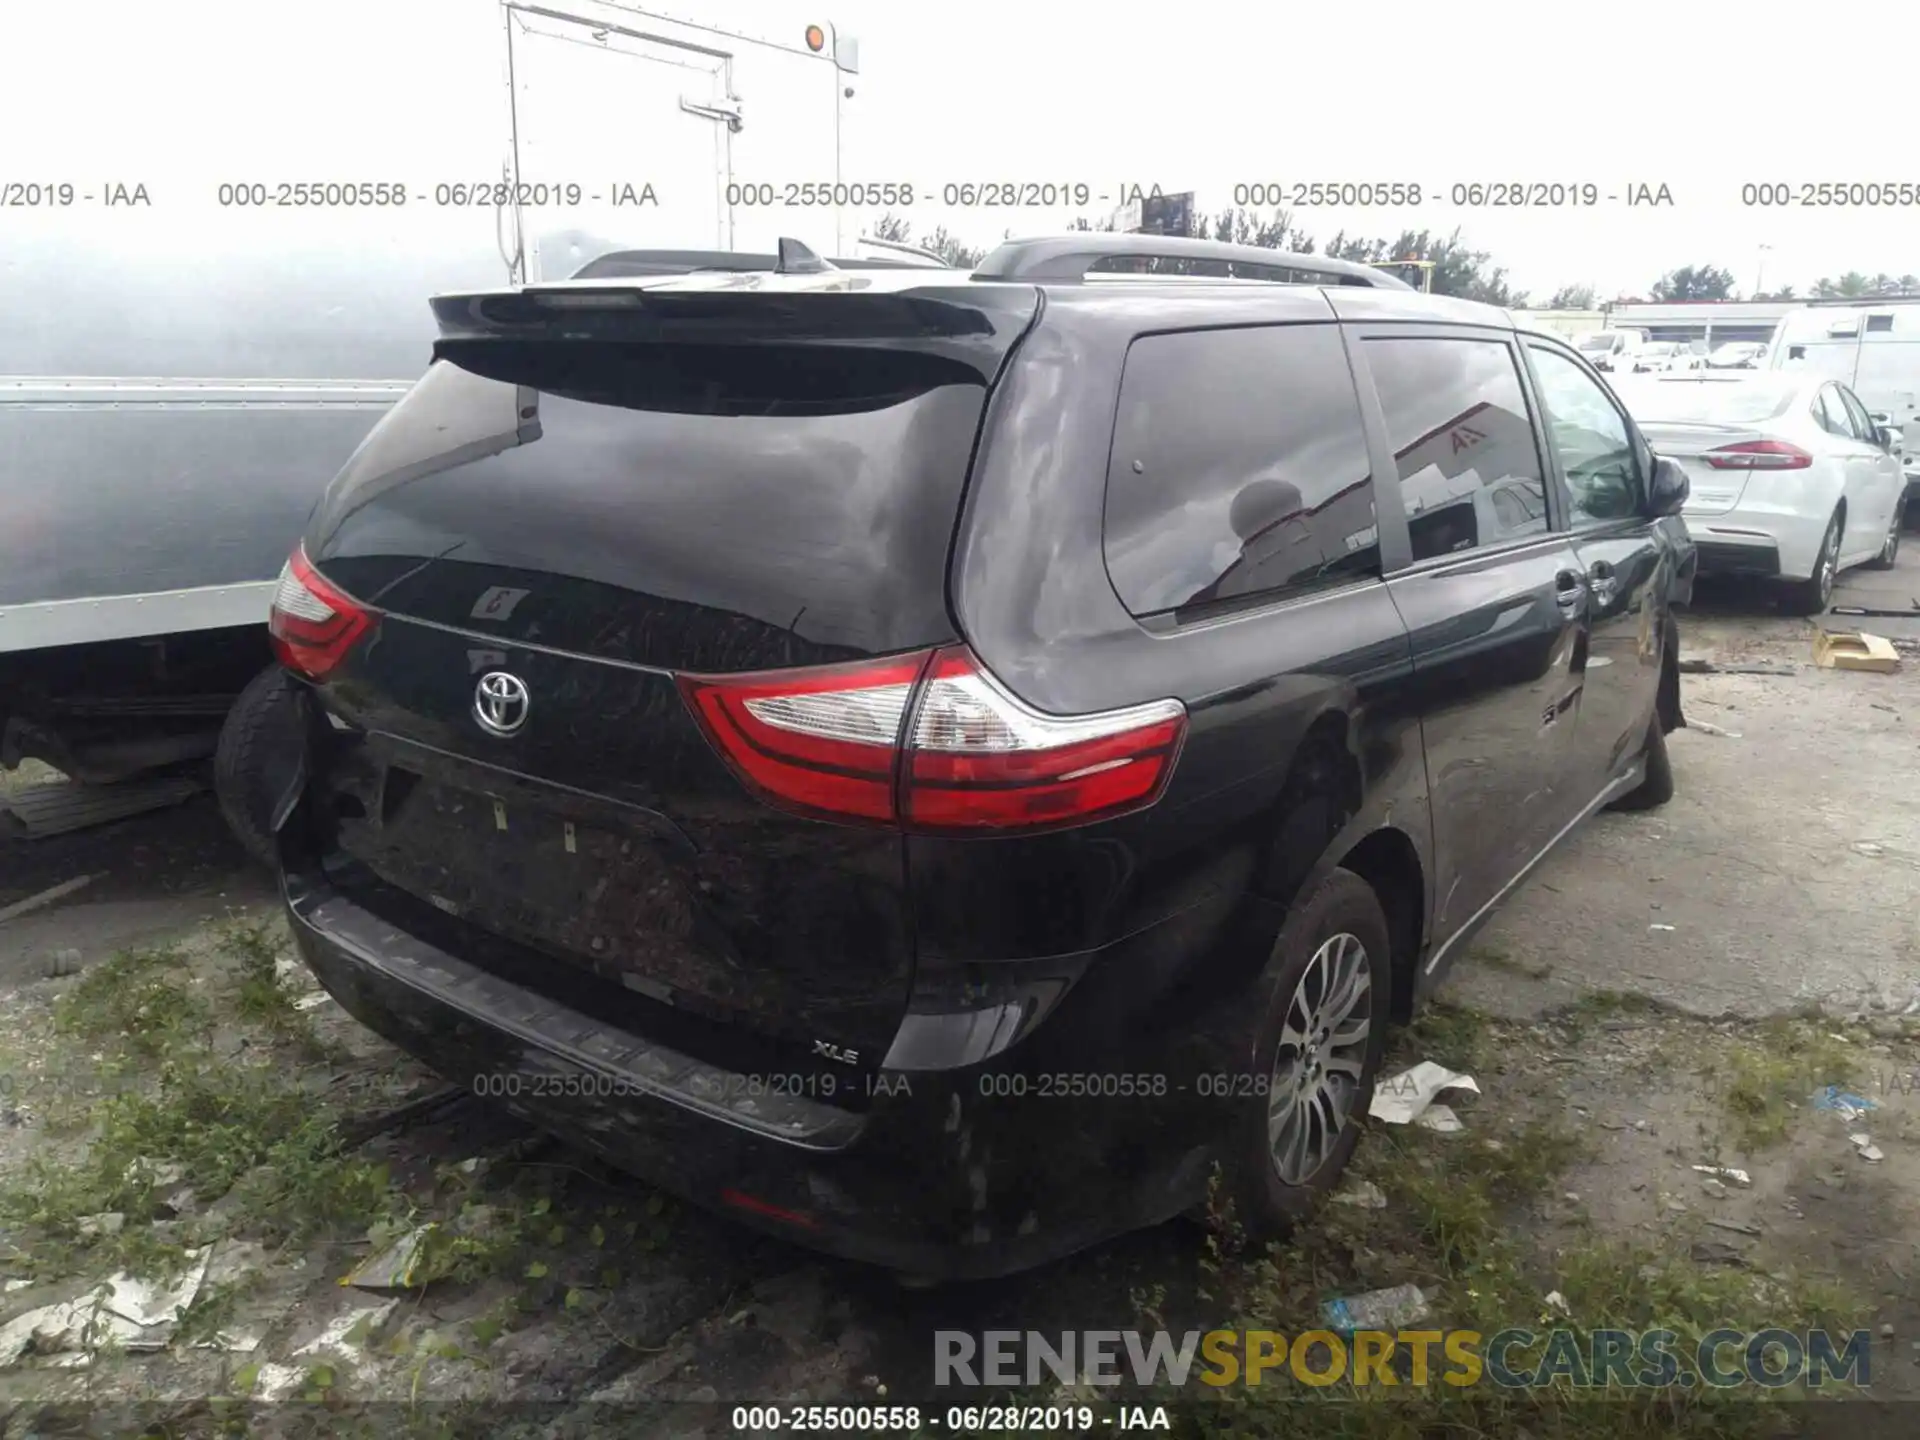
[1554,570,1588,615]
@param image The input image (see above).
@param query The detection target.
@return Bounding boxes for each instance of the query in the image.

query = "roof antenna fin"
[775,237,835,275]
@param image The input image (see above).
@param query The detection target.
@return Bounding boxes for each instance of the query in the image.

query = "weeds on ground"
[1094,1011,1872,1440]
[1710,1019,1860,1150]
[0,923,405,1279]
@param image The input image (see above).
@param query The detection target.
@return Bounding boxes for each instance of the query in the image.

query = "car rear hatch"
[286,269,1040,1089]
[1637,420,1778,516]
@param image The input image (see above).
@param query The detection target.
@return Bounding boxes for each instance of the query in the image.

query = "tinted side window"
[1104,325,1376,617]
[1527,346,1641,527]
[1813,387,1854,438]
[1838,387,1876,439]
[1365,336,1549,561]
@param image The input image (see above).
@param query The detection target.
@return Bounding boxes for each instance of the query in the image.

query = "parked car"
[1630,342,1704,374]
[266,234,1692,1281]
[1613,372,1905,612]
[1575,328,1648,372]
[1767,299,1920,509]
[1707,342,1767,370]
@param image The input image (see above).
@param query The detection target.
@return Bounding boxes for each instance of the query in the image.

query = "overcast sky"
[817,0,1916,298]
[5,0,1912,303]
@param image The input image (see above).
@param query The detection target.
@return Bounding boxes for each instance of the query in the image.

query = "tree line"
[870,210,1917,309]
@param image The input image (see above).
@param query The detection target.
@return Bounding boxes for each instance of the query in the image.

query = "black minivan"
[268,235,1691,1280]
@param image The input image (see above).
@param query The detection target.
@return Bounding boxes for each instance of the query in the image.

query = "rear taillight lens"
[268,547,373,680]
[677,645,1188,833]
[1703,440,1813,470]
[677,652,929,823]
[904,648,1186,829]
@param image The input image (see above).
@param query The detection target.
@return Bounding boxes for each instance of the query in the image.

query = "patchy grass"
[1400,1000,1495,1075]
[1104,1011,1871,1439]
[1708,1020,1860,1150]
[0,923,407,1279]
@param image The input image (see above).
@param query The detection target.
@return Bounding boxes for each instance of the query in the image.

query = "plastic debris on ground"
[1544,1291,1571,1316]
[1686,719,1741,739]
[1323,1284,1430,1332]
[1649,923,1677,932]
[1812,1086,1878,1122]
[341,1223,439,1291]
[1331,1180,1387,1209]
[0,1248,211,1366]
[1849,1132,1885,1162]
[1692,1165,1752,1187]
[1368,1062,1479,1130]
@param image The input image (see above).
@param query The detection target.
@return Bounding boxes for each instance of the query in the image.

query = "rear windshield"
[309,348,988,662]
[1615,379,1798,424]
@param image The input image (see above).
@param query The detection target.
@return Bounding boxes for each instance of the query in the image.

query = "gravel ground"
[2,574,1918,1428]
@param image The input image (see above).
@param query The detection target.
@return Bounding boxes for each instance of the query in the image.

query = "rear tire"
[1610,711,1674,812]
[1224,869,1392,1242]
[214,666,301,869]
[1866,499,1903,571]
[1782,508,1843,615]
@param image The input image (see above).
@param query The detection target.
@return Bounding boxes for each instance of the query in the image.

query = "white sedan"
[1612,372,1905,614]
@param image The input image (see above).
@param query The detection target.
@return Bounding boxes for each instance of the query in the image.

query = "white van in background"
[1573,329,1649,373]
[1769,299,1920,500]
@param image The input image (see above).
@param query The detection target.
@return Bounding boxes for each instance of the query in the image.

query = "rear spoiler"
[426,282,1041,386]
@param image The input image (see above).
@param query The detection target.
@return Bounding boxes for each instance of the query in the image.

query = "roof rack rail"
[971,234,1411,289]
[570,248,945,280]
[855,235,956,268]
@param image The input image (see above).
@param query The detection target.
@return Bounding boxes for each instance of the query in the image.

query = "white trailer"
[0,0,866,844]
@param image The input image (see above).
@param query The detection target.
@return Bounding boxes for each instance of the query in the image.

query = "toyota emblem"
[473,671,530,737]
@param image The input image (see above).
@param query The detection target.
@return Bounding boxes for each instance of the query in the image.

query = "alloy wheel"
[1267,932,1373,1186]
[1818,519,1840,607]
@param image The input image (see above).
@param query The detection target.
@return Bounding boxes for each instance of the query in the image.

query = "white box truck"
[0,0,879,849]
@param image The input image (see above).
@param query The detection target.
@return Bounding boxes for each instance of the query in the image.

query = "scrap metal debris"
[1686,719,1741,739]
[0,873,100,927]
[1677,660,1797,676]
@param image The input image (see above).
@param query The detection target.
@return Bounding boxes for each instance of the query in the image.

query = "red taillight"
[1703,440,1813,470]
[903,648,1186,830]
[677,645,1188,833]
[677,652,929,823]
[268,547,373,680]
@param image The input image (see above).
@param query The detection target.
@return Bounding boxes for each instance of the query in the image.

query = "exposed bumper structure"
[281,850,1223,1280]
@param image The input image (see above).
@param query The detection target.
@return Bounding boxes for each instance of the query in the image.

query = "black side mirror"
[1872,424,1899,452]
[1649,455,1689,517]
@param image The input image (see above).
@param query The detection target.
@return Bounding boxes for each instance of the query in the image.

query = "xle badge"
[812,1040,860,1066]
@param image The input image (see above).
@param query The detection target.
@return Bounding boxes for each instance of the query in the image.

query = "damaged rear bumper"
[279,844,1220,1281]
